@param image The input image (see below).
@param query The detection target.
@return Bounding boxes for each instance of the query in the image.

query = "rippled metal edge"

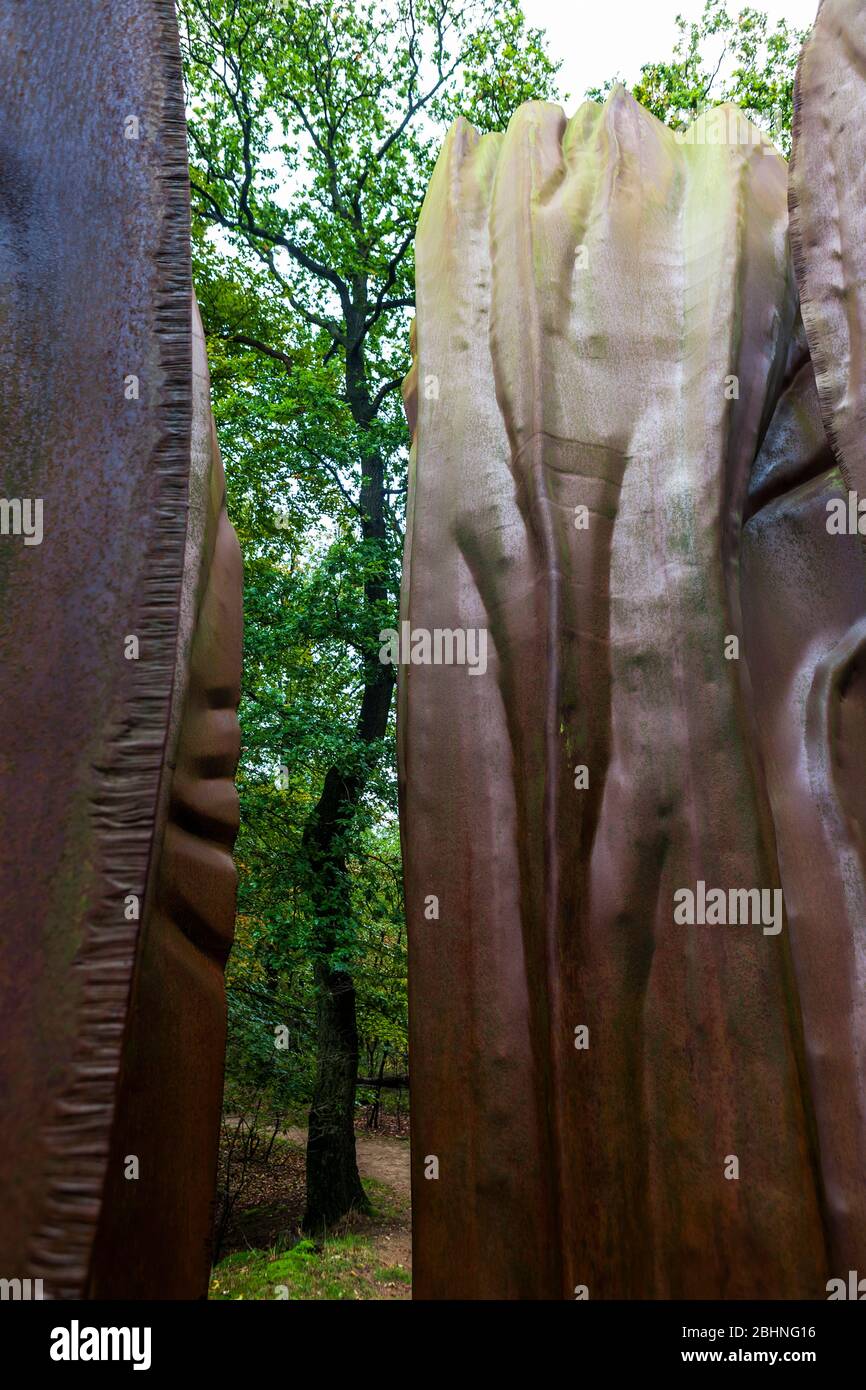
[25,0,193,1298]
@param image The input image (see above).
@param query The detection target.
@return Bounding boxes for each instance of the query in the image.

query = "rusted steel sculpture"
[0,1,242,1299]
[400,0,866,1298]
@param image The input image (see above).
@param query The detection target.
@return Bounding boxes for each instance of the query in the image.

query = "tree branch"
[216,332,295,371]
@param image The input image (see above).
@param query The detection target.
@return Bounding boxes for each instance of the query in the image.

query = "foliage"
[588,0,807,153]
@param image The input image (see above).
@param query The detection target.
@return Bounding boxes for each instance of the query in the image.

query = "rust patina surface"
[399,0,866,1298]
[0,1,241,1299]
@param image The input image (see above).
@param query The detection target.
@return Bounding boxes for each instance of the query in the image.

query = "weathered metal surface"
[0,0,241,1299]
[755,0,866,1286]
[400,0,866,1299]
[86,300,242,1300]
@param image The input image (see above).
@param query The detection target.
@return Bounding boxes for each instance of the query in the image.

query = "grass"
[209,1178,410,1301]
[209,1235,410,1300]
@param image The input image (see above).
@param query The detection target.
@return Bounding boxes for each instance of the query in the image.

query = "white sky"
[521,0,820,107]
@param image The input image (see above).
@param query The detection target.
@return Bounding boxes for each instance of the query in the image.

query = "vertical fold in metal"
[401,87,836,1297]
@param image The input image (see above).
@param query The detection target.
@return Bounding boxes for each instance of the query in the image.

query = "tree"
[179,0,560,1230]
[588,0,807,153]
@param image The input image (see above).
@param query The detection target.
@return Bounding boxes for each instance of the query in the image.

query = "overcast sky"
[521,0,820,108]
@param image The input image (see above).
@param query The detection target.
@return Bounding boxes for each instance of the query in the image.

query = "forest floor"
[209,1116,412,1300]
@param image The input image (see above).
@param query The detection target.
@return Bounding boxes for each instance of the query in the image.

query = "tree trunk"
[301,298,396,1229]
[300,656,393,1226]
[365,1050,388,1131]
[303,960,368,1229]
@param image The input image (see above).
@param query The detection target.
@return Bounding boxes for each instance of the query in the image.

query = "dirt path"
[282,1126,410,1197]
[356,1131,411,1282]
[357,1130,411,1199]
[282,1125,412,1291]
